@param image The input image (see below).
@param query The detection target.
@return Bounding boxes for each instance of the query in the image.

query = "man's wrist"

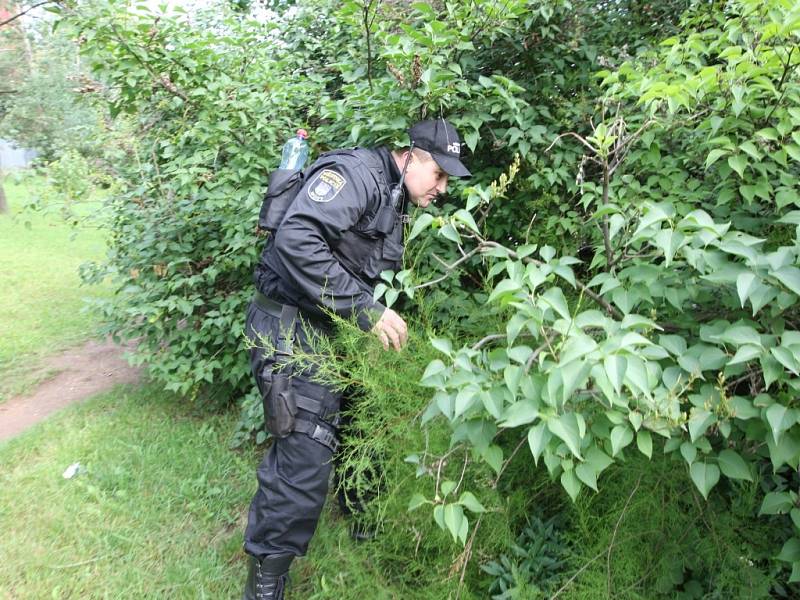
[358,303,386,332]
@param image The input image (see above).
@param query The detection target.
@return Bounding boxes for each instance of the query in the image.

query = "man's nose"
[436,176,449,194]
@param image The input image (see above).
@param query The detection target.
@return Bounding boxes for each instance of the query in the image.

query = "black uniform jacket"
[254,146,405,331]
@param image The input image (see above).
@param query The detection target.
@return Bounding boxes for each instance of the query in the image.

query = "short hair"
[396,146,434,163]
[412,148,435,162]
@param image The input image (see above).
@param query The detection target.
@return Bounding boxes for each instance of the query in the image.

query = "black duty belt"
[253,292,330,331]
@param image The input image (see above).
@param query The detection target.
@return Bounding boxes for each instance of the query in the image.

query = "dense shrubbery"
[407,0,800,591]
[40,0,800,595]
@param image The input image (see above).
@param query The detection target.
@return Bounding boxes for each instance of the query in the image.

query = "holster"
[261,370,296,438]
[260,304,299,438]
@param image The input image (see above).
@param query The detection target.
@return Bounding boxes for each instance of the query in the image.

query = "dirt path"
[0,338,142,442]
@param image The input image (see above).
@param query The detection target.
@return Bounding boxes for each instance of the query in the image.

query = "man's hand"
[372,307,408,351]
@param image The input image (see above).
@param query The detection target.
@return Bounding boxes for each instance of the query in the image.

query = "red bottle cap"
[296,129,308,139]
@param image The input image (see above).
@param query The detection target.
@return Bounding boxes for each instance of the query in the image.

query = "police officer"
[242,118,471,600]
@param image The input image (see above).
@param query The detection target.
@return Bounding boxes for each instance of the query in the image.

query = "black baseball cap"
[408,118,471,178]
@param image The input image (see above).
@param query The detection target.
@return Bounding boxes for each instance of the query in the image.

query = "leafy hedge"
[400,0,800,587]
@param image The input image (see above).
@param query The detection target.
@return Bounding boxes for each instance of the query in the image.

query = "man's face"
[404,152,449,208]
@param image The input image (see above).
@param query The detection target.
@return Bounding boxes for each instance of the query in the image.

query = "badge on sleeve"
[307,169,347,203]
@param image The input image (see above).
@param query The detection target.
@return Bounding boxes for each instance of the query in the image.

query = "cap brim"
[431,151,471,178]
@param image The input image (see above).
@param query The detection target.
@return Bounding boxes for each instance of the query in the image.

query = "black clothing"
[243,302,342,558]
[244,146,404,563]
[254,146,404,331]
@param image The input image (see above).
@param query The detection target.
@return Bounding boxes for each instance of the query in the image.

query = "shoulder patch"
[307,169,347,203]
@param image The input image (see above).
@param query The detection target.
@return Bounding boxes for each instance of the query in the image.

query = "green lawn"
[0,175,110,399]
[0,384,254,599]
[0,384,434,600]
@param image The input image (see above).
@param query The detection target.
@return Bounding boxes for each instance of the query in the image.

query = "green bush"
[407,0,800,591]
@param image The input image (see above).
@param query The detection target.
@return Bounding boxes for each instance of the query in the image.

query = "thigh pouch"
[257,295,341,453]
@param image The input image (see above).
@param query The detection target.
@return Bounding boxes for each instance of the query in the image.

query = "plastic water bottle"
[279,128,309,171]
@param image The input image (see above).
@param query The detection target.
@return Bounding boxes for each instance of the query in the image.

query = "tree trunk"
[0,165,7,214]
[0,179,8,214]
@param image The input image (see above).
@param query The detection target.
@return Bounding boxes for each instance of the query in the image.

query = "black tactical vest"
[328,149,405,284]
[257,147,405,292]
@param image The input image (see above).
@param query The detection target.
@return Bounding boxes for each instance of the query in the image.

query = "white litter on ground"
[62,462,82,479]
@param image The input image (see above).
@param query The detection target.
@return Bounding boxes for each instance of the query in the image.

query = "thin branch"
[550,529,662,599]
[454,513,484,600]
[525,332,557,373]
[362,0,375,91]
[454,449,469,495]
[546,131,596,154]
[471,333,506,350]
[600,160,613,269]
[412,246,482,291]
[608,119,656,176]
[0,1,55,28]
[492,435,527,486]
[763,46,797,125]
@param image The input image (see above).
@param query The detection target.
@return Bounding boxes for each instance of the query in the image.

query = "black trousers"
[243,301,343,559]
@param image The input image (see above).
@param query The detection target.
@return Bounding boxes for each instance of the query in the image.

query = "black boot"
[242,554,293,600]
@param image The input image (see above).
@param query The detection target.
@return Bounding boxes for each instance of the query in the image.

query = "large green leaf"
[765,403,794,444]
[458,491,486,514]
[791,508,800,532]
[777,537,800,563]
[652,228,685,266]
[488,279,522,304]
[548,412,584,459]
[539,287,571,320]
[585,445,614,474]
[604,354,627,395]
[481,445,503,474]
[680,441,697,465]
[759,491,793,515]
[407,213,434,242]
[443,503,467,545]
[559,335,598,365]
[559,359,592,403]
[728,345,762,366]
[727,154,747,178]
[767,431,800,470]
[560,468,581,502]
[527,422,551,465]
[500,400,539,428]
[717,325,761,347]
[773,266,800,297]
[452,209,480,234]
[717,449,752,481]
[688,408,716,442]
[690,462,720,500]
[636,430,653,458]
[705,148,729,168]
[736,272,756,308]
[610,424,634,457]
